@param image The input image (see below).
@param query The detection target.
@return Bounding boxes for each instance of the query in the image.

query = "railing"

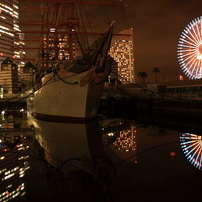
[164,93,202,100]
[0,127,34,132]
[0,93,30,102]
[103,90,202,101]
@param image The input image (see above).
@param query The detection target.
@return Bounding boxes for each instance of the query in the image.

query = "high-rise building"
[109,28,135,84]
[0,1,32,94]
[0,0,25,67]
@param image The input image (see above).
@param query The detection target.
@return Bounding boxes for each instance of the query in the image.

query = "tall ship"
[25,0,125,123]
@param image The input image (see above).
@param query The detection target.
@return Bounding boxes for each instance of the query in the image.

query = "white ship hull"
[28,66,108,123]
[26,3,115,123]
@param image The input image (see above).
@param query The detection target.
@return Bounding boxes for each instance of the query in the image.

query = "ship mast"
[67,3,74,60]
[17,0,128,66]
[44,2,77,65]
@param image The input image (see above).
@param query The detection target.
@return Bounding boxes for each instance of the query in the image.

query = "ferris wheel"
[180,133,202,171]
[177,16,202,79]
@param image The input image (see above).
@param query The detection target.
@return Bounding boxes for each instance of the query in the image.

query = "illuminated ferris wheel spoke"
[194,146,202,163]
[195,19,202,40]
[186,40,199,50]
[196,23,201,39]
[180,51,197,60]
[179,52,195,62]
[192,23,200,42]
[185,27,199,45]
[179,39,195,47]
[179,44,197,52]
[184,27,195,41]
[179,36,197,47]
[195,23,202,40]
[189,58,198,70]
[192,141,201,149]
[178,47,194,54]
[199,147,202,168]
[196,61,202,74]
[184,144,197,156]
[200,17,202,37]
[190,67,196,76]
[191,20,201,40]
[193,148,202,169]
[180,33,195,45]
[178,45,196,52]
[182,53,197,69]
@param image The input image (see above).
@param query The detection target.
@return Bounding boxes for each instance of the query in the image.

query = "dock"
[99,84,202,135]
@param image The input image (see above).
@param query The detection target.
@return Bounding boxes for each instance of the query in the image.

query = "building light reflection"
[0,131,30,201]
[113,125,137,152]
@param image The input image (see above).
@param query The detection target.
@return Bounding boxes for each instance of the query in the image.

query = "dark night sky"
[20,0,202,82]
[122,0,202,82]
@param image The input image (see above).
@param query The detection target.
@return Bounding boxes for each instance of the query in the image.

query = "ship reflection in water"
[2,119,202,201]
[27,118,112,202]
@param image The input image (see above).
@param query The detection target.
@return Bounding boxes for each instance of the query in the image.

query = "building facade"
[0,1,34,94]
[0,57,18,94]
[0,0,25,68]
[109,28,135,84]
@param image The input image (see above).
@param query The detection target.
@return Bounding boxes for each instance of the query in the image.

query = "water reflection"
[180,133,202,171]
[0,132,29,201]
[113,126,137,152]
[2,118,202,201]
[29,118,113,201]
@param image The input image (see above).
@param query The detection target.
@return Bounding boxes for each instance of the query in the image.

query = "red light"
[3,149,7,152]
[0,53,3,56]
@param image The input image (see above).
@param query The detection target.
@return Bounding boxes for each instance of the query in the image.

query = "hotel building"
[109,28,135,84]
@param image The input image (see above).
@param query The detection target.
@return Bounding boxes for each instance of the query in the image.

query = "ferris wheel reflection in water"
[108,125,202,170]
[180,133,202,171]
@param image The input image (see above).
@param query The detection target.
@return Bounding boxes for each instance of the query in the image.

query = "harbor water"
[1,110,202,202]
